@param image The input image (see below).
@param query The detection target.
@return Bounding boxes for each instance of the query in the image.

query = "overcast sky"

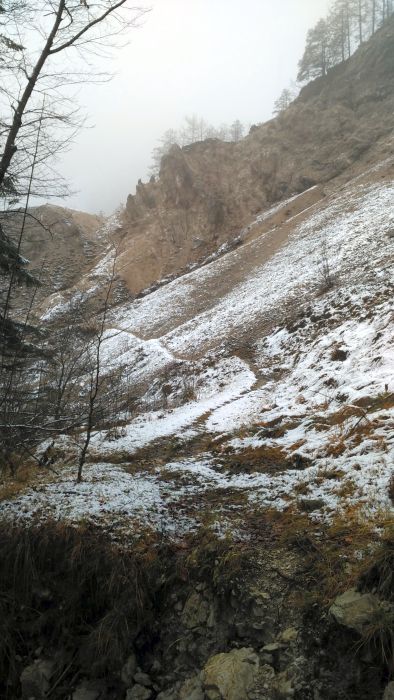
[53,0,331,214]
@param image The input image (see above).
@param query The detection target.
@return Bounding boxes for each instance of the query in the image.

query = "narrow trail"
[186,354,267,435]
[107,327,268,440]
[107,325,188,363]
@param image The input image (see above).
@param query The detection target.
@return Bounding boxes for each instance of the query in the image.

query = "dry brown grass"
[354,392,394,412]
[289,438,307,451]
[293,481,310,496]
[0,460,40,501]
[220,443,290,474]
[334,478,357,498]
[244,504,394,606]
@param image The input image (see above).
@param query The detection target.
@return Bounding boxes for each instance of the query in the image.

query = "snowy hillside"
[3,155,393,537]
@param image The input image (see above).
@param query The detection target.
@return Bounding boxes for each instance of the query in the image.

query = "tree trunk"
[0,0,65,190]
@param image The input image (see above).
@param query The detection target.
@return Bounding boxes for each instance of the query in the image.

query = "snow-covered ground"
[90,355,256,455]
[2,165,394,536]
[111,181,394,354]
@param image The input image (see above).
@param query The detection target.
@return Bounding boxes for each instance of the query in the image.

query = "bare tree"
[76,243,118,481]
[229,120,245,142]
[317,235,335,293]
[273,89,296,115]
[0,0,148,359]
[0,0,147,471]
[0,0,148,198]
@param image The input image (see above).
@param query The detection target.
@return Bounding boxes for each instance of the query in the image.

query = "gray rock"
[202,647,259,700]
[182,591,210,629]
[133,671,152,687]
[329,588,380,634]
[156,691,177,700]
[126,685,152,700]
[383,682,394,699]
[21,659,55,698]
[279,627,298,644]
[262,643,281,653]
[386,230,394,239]
[121,654,138,686]
[273,670,295,699]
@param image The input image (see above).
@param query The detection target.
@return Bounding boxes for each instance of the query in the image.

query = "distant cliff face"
[7,205,104,306]
[115,18,394,295]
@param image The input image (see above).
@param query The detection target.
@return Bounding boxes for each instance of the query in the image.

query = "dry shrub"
[0,460,39,501]
[357,529,394,674]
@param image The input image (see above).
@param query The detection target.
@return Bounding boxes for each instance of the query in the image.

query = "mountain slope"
[7,139,394,534]
[113,18,394,295]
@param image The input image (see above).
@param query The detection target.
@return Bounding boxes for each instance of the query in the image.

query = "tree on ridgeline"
[297,0,393,85]
[297,19,331,82]
[229,120,245,142]
[273,88,297,115]
[149,116,246,176]
[150,129,179,176]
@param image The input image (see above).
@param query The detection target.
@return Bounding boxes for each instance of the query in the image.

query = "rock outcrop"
[329,589,381,634]
[113,18,394,296]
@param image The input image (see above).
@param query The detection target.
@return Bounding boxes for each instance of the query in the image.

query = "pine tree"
[297,19,331,82]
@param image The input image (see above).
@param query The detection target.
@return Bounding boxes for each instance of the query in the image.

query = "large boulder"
[329,589,380,634]
[202,647,259,700]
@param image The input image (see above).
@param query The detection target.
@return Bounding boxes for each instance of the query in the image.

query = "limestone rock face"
[202,647,259,700]
[329,589,380,634]
[112,19,394,297]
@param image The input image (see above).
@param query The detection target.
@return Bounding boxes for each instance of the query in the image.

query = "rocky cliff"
[5,204,104,297]
[115,18,394,294]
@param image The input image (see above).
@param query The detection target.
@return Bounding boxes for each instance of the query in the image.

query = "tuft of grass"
[0,520,176,692]
[0,461,40,501]
[356,606,394,674]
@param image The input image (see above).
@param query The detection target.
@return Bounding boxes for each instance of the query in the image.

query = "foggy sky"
[53,0,331,215]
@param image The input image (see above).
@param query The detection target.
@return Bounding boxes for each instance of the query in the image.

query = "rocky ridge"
[114,18,394,295]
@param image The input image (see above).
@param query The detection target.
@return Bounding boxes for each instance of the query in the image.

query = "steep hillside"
[5,204,104,305]
[27,146,394,527]
[114,18,394,294]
